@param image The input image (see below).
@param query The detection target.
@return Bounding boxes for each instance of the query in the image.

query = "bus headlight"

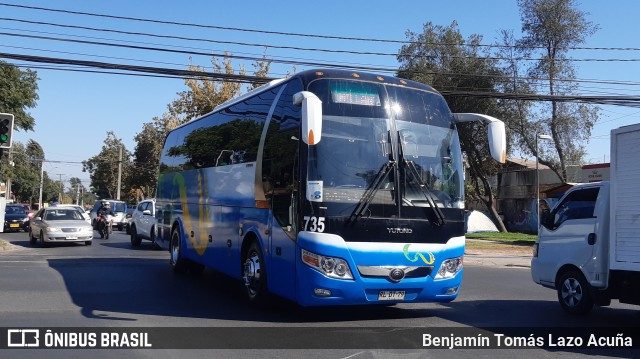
[302,249,353,280]
[435,256,463,280]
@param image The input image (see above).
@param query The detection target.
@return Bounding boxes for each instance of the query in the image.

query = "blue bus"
[155,69,505,306]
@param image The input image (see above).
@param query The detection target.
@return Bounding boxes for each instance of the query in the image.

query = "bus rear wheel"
[242,241,269,304]
[170,228,188,274]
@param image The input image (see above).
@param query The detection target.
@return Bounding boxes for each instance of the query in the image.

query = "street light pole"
[536,134,553,233]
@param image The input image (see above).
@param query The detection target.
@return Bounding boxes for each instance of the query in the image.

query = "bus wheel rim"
[243,251,261,296]
[171,237,180,265]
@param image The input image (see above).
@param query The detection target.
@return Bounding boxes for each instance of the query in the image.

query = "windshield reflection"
[305,79,464,219]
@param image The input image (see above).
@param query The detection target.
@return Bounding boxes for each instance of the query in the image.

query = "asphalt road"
[0,230,638,358]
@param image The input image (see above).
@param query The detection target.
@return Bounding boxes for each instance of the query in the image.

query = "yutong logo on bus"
[387,227,413,234]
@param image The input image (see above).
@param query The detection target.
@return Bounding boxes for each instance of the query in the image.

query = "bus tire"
[242,240,269,304]
[170,227,188,274]
[557,269,593,315]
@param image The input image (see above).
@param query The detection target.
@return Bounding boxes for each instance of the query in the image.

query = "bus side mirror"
[452,113,506,163]
[293,91,322,145]
[487,121,506,164]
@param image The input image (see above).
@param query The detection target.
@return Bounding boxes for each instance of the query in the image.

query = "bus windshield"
[305,79,464,221]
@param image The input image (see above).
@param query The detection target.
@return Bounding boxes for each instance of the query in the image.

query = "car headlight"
[435,256,463,280]
[301,249,353,280]
[46,227,61,232]
[21,218,29,223]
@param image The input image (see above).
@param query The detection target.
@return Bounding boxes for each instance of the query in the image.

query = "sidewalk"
[464,239,533,268]
[464,252,532,268]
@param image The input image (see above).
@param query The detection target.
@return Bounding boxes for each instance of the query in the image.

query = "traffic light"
[0,113,14,149]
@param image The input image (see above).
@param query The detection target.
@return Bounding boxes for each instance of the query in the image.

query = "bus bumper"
[295,264,463,307]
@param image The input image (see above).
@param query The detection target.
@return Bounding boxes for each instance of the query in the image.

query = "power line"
[7,29,640,92]
[4,51,640,107]
[5,17,640,62]
[0,18,397,57]
[0,31,398,72]
[3,2,640,52]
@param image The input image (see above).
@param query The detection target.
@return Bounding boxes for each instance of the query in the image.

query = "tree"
[516,0,599,181]
[168,56,245,122]
[0,139,44,204]
[66,177,87,205]
[0,61,39,131]
[125,55,274,201]
[128,114,180,201]
[397,21,510,231]
[83,131,131,200]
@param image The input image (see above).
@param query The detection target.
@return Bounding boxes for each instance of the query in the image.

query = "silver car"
[29,207,94,246]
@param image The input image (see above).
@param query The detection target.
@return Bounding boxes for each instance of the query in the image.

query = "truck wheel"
[557,269,594,315]
[242,241,269,305]
[130,226,142,247]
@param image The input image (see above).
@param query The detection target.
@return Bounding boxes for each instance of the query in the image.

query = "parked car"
[3,204,30,232]
[129,199,156,247]
[90,200,127,231]
[29,207,93,246]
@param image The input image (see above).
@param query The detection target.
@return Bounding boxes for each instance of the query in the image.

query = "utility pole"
[56,173,63,204]
[116,144,122,200]
[38,160,44,209]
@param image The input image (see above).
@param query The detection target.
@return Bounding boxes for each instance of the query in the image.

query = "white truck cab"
[531,123,640,314]
[531,181,610,314]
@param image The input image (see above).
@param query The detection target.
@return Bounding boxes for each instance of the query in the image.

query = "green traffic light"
[0,134,6,142]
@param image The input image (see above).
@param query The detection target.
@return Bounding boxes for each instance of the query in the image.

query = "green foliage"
[122,55,273,200]
[397,22,509,230]
[127,114,180,200]
[0,61,39,131]
[83,131,130,200]
[515,0,600,180]
[466,231,537,243]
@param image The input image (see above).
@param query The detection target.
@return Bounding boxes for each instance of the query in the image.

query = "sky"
[2,0,639,192]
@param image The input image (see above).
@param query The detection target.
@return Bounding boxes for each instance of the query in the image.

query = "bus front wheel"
[242,241,269,304]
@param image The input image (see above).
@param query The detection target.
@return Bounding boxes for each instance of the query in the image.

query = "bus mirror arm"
[453,113,506,164]
[294,91,323,145]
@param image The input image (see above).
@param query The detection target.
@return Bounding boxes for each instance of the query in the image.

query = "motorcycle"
[96,213,113,239]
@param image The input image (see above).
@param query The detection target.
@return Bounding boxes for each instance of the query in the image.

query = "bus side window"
[263,80,302,230]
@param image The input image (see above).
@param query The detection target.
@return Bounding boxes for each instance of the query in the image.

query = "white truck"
[531,123,640,314]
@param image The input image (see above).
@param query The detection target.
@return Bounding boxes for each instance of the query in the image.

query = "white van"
[531,123,640,314]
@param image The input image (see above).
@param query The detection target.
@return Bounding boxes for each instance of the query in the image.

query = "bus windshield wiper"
[403,159,446,226]
[397,133,446,227]
[347,160,395,225]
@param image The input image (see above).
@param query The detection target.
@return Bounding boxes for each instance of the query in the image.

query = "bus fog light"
[314,288,332,297]
[444,287,458,295]
[302,249,353,280]
[435,256,463,280]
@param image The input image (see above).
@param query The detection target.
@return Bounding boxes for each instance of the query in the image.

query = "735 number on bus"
[303,216,325,232]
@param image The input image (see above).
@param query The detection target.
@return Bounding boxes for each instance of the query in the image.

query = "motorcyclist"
[96,201,114,238]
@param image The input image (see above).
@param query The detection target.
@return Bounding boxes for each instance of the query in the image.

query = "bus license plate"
[378,291,405,301]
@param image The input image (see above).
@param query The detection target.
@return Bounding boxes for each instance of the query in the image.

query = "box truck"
[531,123,640,314]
